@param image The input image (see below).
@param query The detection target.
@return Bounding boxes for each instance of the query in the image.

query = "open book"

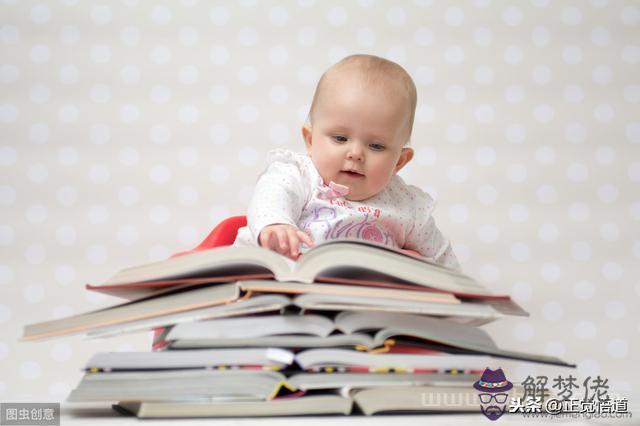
[86,239,498,299]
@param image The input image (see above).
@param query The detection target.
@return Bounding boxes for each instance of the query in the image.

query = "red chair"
[170,215,247,257]
[152,215,247,350]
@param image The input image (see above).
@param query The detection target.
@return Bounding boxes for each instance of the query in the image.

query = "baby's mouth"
[340,169,365,178]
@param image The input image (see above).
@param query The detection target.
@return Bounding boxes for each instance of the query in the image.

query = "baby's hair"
[308,54,418,145]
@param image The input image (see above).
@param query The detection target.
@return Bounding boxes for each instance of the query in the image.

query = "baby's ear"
[394,147,414,173]
[302,124,313,153]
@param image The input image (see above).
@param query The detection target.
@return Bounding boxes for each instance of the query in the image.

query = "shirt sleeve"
[245,150,310,244]
[403,186,461,271]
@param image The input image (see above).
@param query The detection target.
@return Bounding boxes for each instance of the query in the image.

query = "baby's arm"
[246,154,313,259]
[403,188,461,271]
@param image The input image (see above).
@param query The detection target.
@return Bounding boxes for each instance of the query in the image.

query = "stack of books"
[23,240,574,417]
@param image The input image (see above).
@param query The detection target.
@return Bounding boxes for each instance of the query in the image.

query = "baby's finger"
[296,230,314,248]
[286,228,301,258]
[274,228,290,255]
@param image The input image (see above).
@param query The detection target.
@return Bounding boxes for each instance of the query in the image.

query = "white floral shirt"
[234,149,460,270]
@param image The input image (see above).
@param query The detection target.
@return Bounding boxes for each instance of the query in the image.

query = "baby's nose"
[347,145,364,161]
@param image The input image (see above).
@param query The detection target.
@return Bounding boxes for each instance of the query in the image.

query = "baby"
[234,54,460,270]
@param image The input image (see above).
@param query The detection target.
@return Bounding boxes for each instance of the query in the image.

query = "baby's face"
[303,72,413,201]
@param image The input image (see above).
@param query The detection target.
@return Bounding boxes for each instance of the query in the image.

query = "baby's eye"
[333,135,348,143]
[369,143,386,151]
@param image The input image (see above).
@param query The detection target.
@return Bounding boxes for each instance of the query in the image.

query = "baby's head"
[303,54,417,201]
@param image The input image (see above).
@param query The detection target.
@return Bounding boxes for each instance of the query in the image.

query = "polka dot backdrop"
[1,0,638,404]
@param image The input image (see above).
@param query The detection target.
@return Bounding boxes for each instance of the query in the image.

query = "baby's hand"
[259,224,314,260]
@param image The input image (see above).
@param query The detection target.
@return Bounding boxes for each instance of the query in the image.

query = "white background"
[0,0,638,415]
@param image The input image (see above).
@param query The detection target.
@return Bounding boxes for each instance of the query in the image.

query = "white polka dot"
[238,104,259,123]
[148,244,171,262]
[594,145,616,164]
[444,7,464,26]
[478,264,500,283]
[54,265,76,286]
[0,304,10,322]
[178,65,199,85]
[502,6,522,26]
[178,104,199,124]
[26,205,48,224]
[477,224,498,243]
[575,321,597,339]
[269,46,289,65]
[561,6,582,26]
[604,300,625,320]
[54,225,76,246]
[151,5,171,24]
[621,6,640,26]
[591,26,610,46]
[149,165,172,184]
[270,6,290,26]
[622,45,639,64]
[58,104,79,123]
[117,225,139,246]
[474,104,495,123]
[592,65,612,85]
[119,186,139,206]
[178,147,198,167]
[30,84,50,104]
[269,124,290,145]
[415,147,437,166]
[565,123,587,144]
[386,7,406,26]
[209,165,230,185]
[357,27,376,47]
[56,186,77,206]
[269,85,289,105]
[0,342,7,360]
[20,361,41,379]
[473,65,493,85]
[87,244,108,264]
[532,27,551,46]
[88,164,110,184]
[540,262,561,282]
[179,27,199,46]
[0,185,16,207]
[534,145,556,165]
[150,45,172,64]
[52,304,74,319]
[177,226,199,246]
[511,281,532,302]
[562,46,583,64]
[607,339,628,359]
[563,84,584,103]
[571,241,592,261]
[51,343,72,362]
[120,26,140,45]
[544,341,566,357]
[327,46,349,63]
[445,45,465,64]
[476,185,497,205]
[599,222,620,241]
[0,64,19,84]
[533,104,554,122]
[298,27,316,46]
[296,65,317,85]
[506,164,527,183]
[594,103,614,122]
[504,46,523,65]
[447,164,468,183]
[48,382,72,398]
[238,147,259,167]
[209,5,229,26]
[513,322,534,341]
[27,163,48,184]
[238,66,258,85]
[150,205,170,224]
[91,4,112,25]
[574,280,594,300]
[0,225,15,246]
[542,301,564,321]
[88,205,110,224]
[597,184,618,203]
[90,124,110,145]
[567,163,589,182]
[475,146,495,166]
[1,25,19,44]
[119,146,140,166]
[209,123,230,145]
[119,104,140,123]
[568,202,590,222]
[538,223,559,242]
[238,27,258,46]
[415,103,435,123]
[30,44,50,63]
[90,45,111,64]
[415,27,434,46]
[510,242,530,262]
[505,124,526,144]
[448,204,469,224]
[629,162,640,182]
[445,85,465,104]
[602,262,623,281]
[624,85,640,104]
[178,186,199,206]
[508,204,528,222]
[505,85,524,103]
[632,202,640,220]
[577,359,600,378]
[446,124,466,144]
[25,243,46,264]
